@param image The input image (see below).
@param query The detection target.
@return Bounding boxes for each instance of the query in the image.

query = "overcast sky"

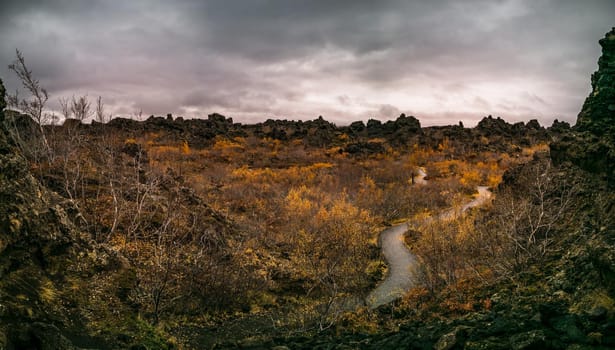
[0,0,613,126]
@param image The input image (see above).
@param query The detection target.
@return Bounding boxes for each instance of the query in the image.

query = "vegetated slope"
[0,81,178,348]
[253,28,615,350]
[260,164,612,350]
[1,94,555,348]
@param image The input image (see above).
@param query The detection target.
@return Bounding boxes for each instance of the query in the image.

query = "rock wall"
[576,27,615,135]
[551,28,615,186]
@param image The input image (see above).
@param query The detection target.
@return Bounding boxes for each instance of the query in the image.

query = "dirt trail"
[365,184,492,308]
[365,223,418,308]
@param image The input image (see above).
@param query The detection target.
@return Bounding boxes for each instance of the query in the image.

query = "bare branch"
[7,48,52,158]
[95,95,106,123]
[58,97,71,119]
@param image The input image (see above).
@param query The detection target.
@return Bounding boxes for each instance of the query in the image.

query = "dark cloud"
[0,0,613,126]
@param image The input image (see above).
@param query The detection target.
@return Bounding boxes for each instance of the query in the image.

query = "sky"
[0,0,613,126]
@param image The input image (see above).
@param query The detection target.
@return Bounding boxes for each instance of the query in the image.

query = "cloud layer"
[0,0,613,126]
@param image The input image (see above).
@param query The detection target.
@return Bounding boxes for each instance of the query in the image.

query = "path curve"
[365,222,418,308]
[366,185,492,308]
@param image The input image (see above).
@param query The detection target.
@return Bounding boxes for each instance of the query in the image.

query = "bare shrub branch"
[7,49,52,158]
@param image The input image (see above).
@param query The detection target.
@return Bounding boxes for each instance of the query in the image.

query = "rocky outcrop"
[549,119,571,135]
[48,109,557,160]
[576,28,615,135]
[551,27,615,186]
[343,141,386,155]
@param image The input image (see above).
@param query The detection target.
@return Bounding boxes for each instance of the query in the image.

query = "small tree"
[133,108,143,121]
[71,95,91,121]
[58,97,71,120]
[7,49,52,157]
[95,95,106,123]
[480,159,577,278]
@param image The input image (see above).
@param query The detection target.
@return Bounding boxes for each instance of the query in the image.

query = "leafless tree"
[71,95,91,121]
[481,159,578,278]
[7,49,52,157]
[95,95,106,123]
[58,97,71,120]
[133,108,143,121]
[49,113,60,126]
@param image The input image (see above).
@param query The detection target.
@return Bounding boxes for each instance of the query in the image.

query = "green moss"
[570,288,615,315]
[128,317,175,350]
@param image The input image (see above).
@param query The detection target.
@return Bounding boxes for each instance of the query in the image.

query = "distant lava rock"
[467,115,549,152]
[145,114,181,130]
[343,141,386,155]
[477,115,513,135]
[366,118,382,128]
[304,116,337,147]
[362,114,422,144]
[61,118,83,132]
[394,113,421,131]
[549,119,571,134]
[107,116,142,130]
[551,27,615,185]
[208,112,232,125]
[526,119,542,130]
[348,120,366,134]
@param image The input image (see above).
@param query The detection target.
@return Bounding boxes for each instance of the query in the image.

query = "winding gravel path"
[365,222,419,308]
[365,185,492,308]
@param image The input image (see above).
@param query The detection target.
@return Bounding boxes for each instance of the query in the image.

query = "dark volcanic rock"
[551,133,613,175]
[477,115,511,134]
[62,118,82,129]
[2,111,43,143]
[343,141,386,155]
[549,119,571,134]
[0,79,5,112]
[394,113,421,131]
[361,114,422,144]
[107,117,142,130]
[526,119,542,130]
[208,112,231,125]
[576,27,615,135]
[349,120,366,134]
[304,116,337,147]
[551,28,615,185]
